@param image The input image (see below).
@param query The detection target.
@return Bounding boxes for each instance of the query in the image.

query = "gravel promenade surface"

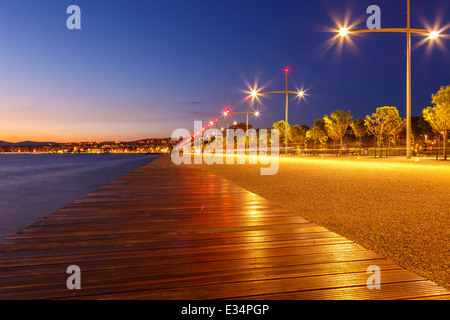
[202,156,450,289]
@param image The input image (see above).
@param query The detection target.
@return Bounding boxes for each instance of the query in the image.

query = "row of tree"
[273,85,450,160]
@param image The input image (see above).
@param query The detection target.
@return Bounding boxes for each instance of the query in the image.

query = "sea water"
[0,153,160,240]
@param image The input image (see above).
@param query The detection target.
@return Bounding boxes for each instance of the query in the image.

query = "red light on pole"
[284,67,290,73]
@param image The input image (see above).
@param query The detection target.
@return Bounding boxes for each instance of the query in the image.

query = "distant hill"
[0,138,173,147]
[0,141,58,147]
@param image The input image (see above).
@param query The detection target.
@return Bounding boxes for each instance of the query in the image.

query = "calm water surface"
[0,153,160,240]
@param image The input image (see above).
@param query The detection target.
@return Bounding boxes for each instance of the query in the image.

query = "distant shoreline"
[0,152,166,155]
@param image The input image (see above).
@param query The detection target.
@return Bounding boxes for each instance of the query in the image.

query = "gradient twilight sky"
[0,0,449,142]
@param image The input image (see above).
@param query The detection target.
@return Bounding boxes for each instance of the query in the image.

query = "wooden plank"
[6,223,316,239]
[0,230,338,251]
[0,249,382,279]
[61,270,430,300]
[0,259,401,291]
[0,155,448,300]
[234,281,450,301]
[1,226,332,245]
[0,242,366,268]
[0,237,355,260]
[407,294,450,300]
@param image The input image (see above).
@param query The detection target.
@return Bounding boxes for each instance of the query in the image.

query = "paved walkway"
[0,155,448,299]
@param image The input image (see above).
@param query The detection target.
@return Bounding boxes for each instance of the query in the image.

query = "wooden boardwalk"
[0,155,448,300]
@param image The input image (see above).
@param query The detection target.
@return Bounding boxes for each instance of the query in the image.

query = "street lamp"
[230,109,261,128]
[229,98,261,132]
[208,109,233,131]
[339,27,349,36]
[251,67,306,152]
[336,0,445,159]
[223,110,231,130]
[429,31,440,39]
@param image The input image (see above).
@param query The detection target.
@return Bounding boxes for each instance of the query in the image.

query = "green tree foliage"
[423,85,450,160]
[273,120,291,144]
[350,118,367,148]
[385,109,406,147]
[291,125,309,149]
[364,106,401,149]
[411,116,434,141]
[324,110,353,152]
[306,119,328,150]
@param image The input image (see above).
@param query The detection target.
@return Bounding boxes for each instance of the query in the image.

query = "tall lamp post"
[252,67,305,152]
[337,0,444,159]
[223,109,231,130]
[229,103,261,132]
[209,109,234,131]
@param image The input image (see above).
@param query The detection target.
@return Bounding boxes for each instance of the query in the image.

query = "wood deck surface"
[0,155,448,300]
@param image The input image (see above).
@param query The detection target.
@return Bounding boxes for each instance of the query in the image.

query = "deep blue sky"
[0,0,449,142]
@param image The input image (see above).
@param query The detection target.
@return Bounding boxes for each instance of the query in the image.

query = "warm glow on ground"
[201,154,450,290]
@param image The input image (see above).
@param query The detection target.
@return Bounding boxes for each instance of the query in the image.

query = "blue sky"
[0,0,449,142]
